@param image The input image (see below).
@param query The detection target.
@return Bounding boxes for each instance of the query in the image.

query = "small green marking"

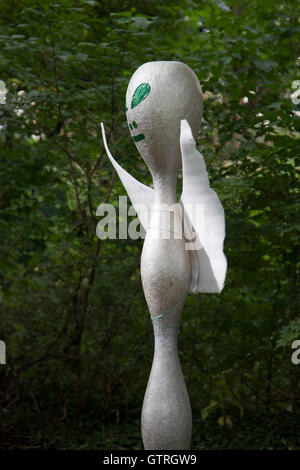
[129,123,133,130]
[151,293,188,323]
[133,134,145,142]
[132,121,138,128]
[131,83,151,109]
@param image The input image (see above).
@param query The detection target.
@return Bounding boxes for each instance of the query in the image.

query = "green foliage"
[0,0,299,450]
[277,318,300,348]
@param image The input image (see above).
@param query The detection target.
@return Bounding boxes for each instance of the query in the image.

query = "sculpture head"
[126,61,203,181]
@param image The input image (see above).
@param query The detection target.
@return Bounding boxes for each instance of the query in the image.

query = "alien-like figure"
[101,61,227,450]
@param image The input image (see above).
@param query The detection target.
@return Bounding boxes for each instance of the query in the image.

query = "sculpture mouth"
[133,134,145,142]
[127,119,145,142]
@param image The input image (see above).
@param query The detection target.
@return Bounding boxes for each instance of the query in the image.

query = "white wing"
[180,119,227,293]
[100,123,153,231]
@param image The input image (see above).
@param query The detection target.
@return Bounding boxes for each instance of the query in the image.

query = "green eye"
[131,83,151,109]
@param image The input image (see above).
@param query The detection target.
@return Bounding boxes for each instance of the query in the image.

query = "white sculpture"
[100,61,227,450]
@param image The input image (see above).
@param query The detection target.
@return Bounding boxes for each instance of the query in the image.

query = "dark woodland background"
[0,0,299,450]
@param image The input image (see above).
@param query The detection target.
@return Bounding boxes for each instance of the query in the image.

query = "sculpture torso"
[140,180,192,450]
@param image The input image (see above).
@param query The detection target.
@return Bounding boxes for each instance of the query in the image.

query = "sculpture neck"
[152,173,178,205]
[153,323,179,348]
[153,327,179,365]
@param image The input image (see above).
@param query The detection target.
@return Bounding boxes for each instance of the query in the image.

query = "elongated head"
[126,61,203,180]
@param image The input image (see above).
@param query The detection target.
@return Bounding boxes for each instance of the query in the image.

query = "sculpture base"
[141,327,192,450]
